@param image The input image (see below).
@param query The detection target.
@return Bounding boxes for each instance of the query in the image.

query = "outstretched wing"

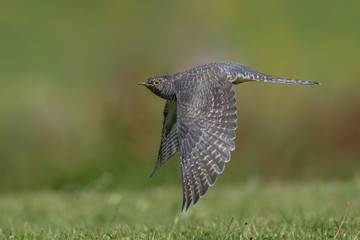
[176,70,237,211]
[149,100,179,178]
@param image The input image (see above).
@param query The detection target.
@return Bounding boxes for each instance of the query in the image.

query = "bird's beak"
[138,81,153,87]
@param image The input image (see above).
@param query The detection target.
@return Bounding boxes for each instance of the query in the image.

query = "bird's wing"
[176,71,237,211]
[149,100,179,178]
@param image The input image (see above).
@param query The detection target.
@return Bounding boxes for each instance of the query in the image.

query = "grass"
[0,180,359,239]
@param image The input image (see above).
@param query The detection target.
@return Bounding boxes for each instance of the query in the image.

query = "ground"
[0,180,359,239]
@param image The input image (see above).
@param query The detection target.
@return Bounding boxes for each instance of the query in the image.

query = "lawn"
[0,180,359,239]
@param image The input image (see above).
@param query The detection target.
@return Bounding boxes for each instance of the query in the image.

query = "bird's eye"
[153,80,160,85]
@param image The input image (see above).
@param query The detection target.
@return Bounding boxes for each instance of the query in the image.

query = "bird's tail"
[226,63,320,85]
[252,76,319,85]
[232,74,319,85]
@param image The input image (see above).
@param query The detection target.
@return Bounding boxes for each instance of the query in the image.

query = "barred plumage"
[139,61,319,211]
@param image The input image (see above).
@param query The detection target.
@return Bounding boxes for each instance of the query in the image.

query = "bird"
[138,61,319,211]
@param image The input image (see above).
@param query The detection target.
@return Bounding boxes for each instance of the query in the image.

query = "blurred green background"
[0,1,359,193]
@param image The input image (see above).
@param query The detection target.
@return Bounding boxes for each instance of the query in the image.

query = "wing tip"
[181,198,191,212]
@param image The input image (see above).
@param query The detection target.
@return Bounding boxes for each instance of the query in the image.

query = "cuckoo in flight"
[138,61,319,211]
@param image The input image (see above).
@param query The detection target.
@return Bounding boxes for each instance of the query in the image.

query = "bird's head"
[138,76,176,100]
